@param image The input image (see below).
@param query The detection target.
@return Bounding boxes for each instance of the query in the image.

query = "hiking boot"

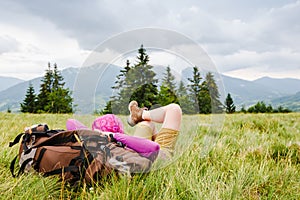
[127,101,144,126]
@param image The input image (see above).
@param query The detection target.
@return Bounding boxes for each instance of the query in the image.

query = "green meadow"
[0,113,299,199]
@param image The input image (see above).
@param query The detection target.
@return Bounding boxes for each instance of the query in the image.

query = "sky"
[0,0,300,81]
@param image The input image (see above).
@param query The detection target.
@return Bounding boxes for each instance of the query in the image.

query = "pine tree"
[225,93,236,114]
[162,66,176,91]
[37,63,53,113]
[120,45,158,111]
[33,63,73,113]
[205,72,223,113]
[46,64,73,113]
[112,60,131,95]
[198,80,211,114]
[46,87,73,113]
[177,81,194,114]
[100,100,112,114]
[187,66,202,113]
[7,106,11,113]
[157,85,177,106]
[137,44,149,65]
[20,82,37,113]
[266,104,273,113]
[240,105,247,113]
[109,60,132,114]
[105,45,158,114]
[52,63,64,90]
[157,66,178,106]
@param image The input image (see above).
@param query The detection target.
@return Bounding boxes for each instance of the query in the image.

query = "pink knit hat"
[92,114,124,134]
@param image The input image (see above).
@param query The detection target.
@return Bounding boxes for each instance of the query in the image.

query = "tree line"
[101,45,223,114]
[21,63,73,113]
[20,45,292,115]
[224,93,292,114]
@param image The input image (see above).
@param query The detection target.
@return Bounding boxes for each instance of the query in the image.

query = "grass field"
[0,113,299,199]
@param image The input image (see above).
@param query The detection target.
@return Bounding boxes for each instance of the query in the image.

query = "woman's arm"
[113,133,160,159]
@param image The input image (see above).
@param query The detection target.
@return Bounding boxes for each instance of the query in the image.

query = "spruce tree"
[121,45,158,110]
[266,104,273,113]
[240,105,247,113]
[205,72,223,113]
[198,80,211,114]
[20,82,37,113]
[225,93,236,113]
[37,63,53,113]
[109,60,132,114]
[162,66,176,91]
[157,66,178,106]
[100,100,112,114]
[105,45,158,114]
[52,63,64,89]
[46,87,73,113]
[177,81,194,114]
[46,63,73,113]
[33,63,73,113]
[112,60,131,95]
[187,66,202,113]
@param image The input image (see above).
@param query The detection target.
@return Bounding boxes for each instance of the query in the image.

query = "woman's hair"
[92,114,124,134]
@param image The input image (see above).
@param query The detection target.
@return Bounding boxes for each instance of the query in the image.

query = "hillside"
[1,65,300,112]
[271,91,300,112]
[221,75,289,106]
[0,64,120,113]
[0,76,24,92]
[253,76,300,95]
[181,68,299,109]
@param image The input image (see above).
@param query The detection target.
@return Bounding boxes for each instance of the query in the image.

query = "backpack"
[9,124,152,184]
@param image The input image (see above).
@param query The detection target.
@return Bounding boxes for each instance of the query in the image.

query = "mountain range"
[220,76,300,108]
[0,76,24,92]
[0,64,299,113]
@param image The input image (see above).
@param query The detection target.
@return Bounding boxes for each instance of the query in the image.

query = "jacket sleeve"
[113,133,160,159]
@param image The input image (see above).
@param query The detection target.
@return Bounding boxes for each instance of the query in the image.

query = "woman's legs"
[142,103,182,131]
[133,121,157,140]
[128,101,182,130]
[128,101,182,159]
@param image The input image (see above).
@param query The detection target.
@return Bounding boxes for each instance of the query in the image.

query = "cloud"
[254,1,300,51]
[0,36,20,54]
[202,1,300,79]
[0,0,299,81]
[13,0,123,49]
[0,1,90,80]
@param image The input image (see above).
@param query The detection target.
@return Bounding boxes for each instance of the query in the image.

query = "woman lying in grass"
[67,101,182,161]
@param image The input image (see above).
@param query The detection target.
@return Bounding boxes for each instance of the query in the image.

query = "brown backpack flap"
[14,131,84,180]
[32,130,110,183]
[34,145,83,181]
[9,128,64,178]
[32,130,78,147]
[35,146,80,171]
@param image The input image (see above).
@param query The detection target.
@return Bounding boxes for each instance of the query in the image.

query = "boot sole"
[127,101,138,127]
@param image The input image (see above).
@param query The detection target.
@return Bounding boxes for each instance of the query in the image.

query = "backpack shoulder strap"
[9,133,24,147]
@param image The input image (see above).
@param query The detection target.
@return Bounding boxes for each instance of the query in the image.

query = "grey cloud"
[0,36,20,54]
[254,1,300,51]
[2,0,300,76]
[13,0,122,49]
